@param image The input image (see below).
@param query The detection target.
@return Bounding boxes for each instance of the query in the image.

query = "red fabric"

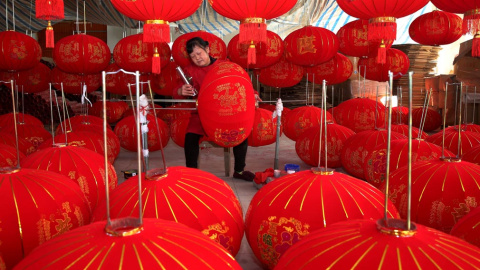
[254,168,274,184]
[0,31,42,72]
[409,11,462,46]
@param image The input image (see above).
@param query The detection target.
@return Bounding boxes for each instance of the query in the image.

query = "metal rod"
[375,86,379,129]
[454,84,458,126]
[442,83,449,158]
[323,80,328,169]
[10,80,20,168]
[474,86,477,123]
[147,81,167,172]
[273,98,283,170]
[407,71,413,230]
[134,71,143,226]
[102,71,111,226]
[457,82,463,158]
[49,84,55,143]
[384,71,394,222]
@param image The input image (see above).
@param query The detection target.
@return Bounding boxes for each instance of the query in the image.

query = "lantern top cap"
[104,217,144,237]
[311,167,335,175]
[440,157,462,163]
[146,167,168,181]
[377,218,417,237]
[0,167,20,174]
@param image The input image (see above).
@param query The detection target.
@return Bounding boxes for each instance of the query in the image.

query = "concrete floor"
[112,134,312,270]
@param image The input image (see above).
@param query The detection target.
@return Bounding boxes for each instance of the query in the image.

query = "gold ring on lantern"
[440,157,462,163]
[377,219,417,237]
[310,167,335,175]
[241,18,266,24]
[145,20,169,25]
[369,16,396,24]
[105,217,144,237]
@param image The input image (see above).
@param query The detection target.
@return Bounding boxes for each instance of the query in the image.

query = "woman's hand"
[179,84,197,96]
[254,94,262,108]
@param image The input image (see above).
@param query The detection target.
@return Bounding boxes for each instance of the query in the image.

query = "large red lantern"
[0,167,90,269]
[0,132,36,155]
[256,56,304,88]
[391,106,408,124]
[337,19,393,58]
[197,62,256,147]
[114,114,169,152]
[445,123,480,133]
[391,124,429,139]
[425,129,480,156]
[463,143,480,164]
[296,123,355,168]
[2,123,51,148]
[172,31,227,68]
[55,114,111,134]
[228,30,284,69]
[385,157,480,233]
[275,218,480,269]
[51,67,101,94]
[411,107,442,131]
[358,48,410,82]
[35,0,64,48]
[0,31,42,72]
[0,143,25,167]
[245,169,399,269]
[93,167,244,256]
[14,218,241,269]
[21,145,118,212]
[0,62,51,94]
[89,100,129,124]
[53,33,110,74]
[305,53,353,85]
[282,106,334,141]
[340,129,406,179]
[409,10,463,46]
[0,112,44,128]
[333,98,386,132]
[284,26,339,67]
[248,108,278,147]
[103,63,137,95]
[451,205,480,248]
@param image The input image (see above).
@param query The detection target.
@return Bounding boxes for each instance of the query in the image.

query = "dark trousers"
[184,133,248,172]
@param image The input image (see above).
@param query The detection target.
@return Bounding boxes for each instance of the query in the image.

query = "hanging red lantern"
[391,124,429,139]
[172,31,227,68]
[363,139,454,188]
[248,108,279,147]
[296,123,355,168]
[35,0,64,48]
[0,167,90,269]
[451,205,480,248]
[305,53,353,85]
[0,143,25,167]
[51,67,101,94]
[463,144,480,164]
[2,123,51,148]
[170,115,190,148]
[337,19,393,58]
[358,48,410,82]
[0,31,42,72]
[425,130,480,156]
[93,166,244,256]
[340,129,406,179]
[275,218,480,269]
[113,33,171,74]
[245,169,399,269]
[197,62,256,147]
[284,26,339,67]
[148,60,181,96]
[14,218,242,269]
[228,30,284,69]
[256,56,305,88]
[0,62,51,94]
[333,98,386,132]
[0,132,36,155]
[114,114,169,152]
[409,10,463,45]
[283,106,334,141]
[21,145,118,213]
[89,100,129,124]
[53,33,110,74]
[411,107,442,131]
[385,158,480,233]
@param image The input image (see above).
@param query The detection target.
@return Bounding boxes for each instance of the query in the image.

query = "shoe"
[233,171,255,182]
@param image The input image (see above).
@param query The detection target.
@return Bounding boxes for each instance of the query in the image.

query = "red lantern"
[113,33,171,74]
[155,102,193,125]
[385,158,480,233]
[340,129,406,179]
[14,218,242,269]
[51,67,101,94]
[391,124,429,139]
[0,112,44,128]
[248,108,279,147]
[245,169,399,269]
[364,139,454,188]
[2,123,51,148]
[53,33,110,74]
[0,143,25,167]
[0,167,90,269]
[296,123,355,168]
[172,31,227,68]
[0,132,36,155]
[284,26,339,67]
[256,56,304,88]
[0,31,42,72]
[170,116,190,148]
[227,30,284,69]
[35,0,64,48]
[148,60,181,96]
[451,206,480,248]
[445,123,480,133]
[337,19,393,58]
[0,62,51,93]
[55,115,111,134]
[409,11,463,45]
[333,98,386,132]
[275,218,480,269]
[114,114,169,152]
[463,144,480,164]
[391,105,408,124]
[93,167,244,256]
[89,100,129,124]
[283,106,334,141]
[358,48,410,82]
[197,62,256,147]
[425,130,480,156]
[104,63,137,95]
[21,145,117,212]
[305,53,353,85]
[411,107,442,131]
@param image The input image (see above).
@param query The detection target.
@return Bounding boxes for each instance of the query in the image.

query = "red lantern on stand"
[463,143,480,164]
[445,123,480,133]
[305,53,353,85]
[245,169,399,269]
[391,124,429,139]
[0,31,42,72]
[104,63,137,95]
[358,48,410,82]
[411,107,442,131]
[425,130,480,156]
[51,67,101,94]
[333,98,386,132]
[284,26,339,67]
[409,10,463,45]
[0,112,44,128]
[248,108,278,147]
[114,114,169,152]
[391,106,409,124]
[89,100,129,124]
[228,30,284,69]
[451,206,480,248]
[53,34,110,74]
[35,0,64,48]
[0,143,25,167]
[172,31,227,68]
[283,106,334,141]
[56,115,108,133]
[256,56,305,88]
[0,63,51,94]
[0,132,36,155]
[2,123,51,148]
[197,62,256,147]
[0,167,90,269]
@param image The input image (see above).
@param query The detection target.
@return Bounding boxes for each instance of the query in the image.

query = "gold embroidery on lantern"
[297,35,316,55]
[10,40,28,60]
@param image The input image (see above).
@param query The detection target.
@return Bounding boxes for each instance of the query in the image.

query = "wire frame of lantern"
[0,79,20,168]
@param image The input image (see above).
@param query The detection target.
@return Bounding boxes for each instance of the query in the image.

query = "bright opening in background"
[380,95,398,107]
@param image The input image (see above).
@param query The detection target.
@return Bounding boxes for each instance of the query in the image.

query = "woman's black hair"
[186,37,209,54]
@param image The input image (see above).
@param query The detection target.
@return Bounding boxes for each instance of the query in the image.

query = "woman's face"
[189,46,211,67]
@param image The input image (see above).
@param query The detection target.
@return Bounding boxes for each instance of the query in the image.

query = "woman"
[173,37,256,181]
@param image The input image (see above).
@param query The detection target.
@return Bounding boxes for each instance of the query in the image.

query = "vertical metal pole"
[407,71,413,230]
[457,82,463,158]
[384,71,394,222]
[102,71,111,227]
